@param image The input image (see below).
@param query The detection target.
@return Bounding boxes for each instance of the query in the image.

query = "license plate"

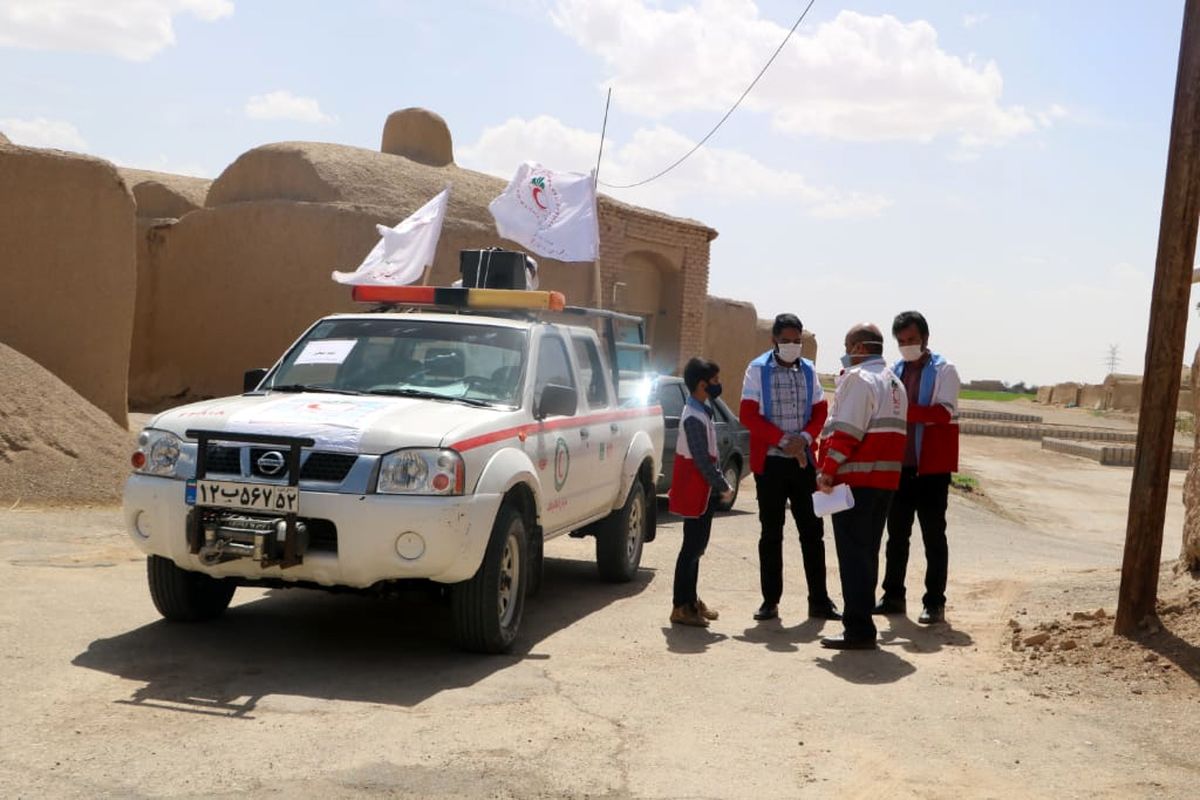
[187,480,299,514]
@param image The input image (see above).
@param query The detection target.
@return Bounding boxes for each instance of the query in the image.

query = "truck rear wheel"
[451,503,528,654]
[596,480,647,583]
[147,555,236,622]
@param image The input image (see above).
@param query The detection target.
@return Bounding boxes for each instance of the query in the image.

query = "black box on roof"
[460,249,529,290]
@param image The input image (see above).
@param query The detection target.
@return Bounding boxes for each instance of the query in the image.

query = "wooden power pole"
[1115,0,1200,635]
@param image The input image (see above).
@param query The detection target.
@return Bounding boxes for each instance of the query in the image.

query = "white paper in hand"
[811,484,855,518]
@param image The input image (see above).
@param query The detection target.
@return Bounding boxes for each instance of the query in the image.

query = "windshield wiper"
[268,384,363,396]
[365,387,494,407]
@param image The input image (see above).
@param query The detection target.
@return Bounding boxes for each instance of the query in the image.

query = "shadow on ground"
[661,625,729,654]
[732,618,829,653]
[1140,620,1200,686]
[879,616,975,654]
[813,647,916,685]
[72,555,652,716]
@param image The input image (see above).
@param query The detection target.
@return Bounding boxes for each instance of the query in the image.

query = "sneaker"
[670,604,710,627]
[695,598,719,621]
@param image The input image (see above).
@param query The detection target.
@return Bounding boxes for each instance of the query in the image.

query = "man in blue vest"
[740,314,838,622]
[875,310,961,625]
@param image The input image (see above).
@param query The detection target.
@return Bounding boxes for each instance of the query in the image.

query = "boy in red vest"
[669,358,734,627]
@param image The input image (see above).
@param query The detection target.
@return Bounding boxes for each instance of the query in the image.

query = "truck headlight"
[377,449,464,495]
[133,429,183,477]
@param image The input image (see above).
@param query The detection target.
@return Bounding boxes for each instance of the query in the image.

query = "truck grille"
[204,445,356,484]
[205,445,241,474]
[300,453,358,482]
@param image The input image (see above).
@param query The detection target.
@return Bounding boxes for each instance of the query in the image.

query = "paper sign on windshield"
[294,339,357,365]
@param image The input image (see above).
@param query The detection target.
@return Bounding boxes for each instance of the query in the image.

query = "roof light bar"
[351,285,566,312]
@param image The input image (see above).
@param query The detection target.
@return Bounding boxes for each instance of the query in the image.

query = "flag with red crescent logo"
[488,162,598,262]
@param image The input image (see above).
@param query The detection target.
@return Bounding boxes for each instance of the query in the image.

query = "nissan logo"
[257,451,286,476]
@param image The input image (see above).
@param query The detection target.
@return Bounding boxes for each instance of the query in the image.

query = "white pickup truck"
[123,288,664,652]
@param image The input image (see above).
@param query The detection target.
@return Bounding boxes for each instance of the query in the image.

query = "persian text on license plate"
[188,480,299,514]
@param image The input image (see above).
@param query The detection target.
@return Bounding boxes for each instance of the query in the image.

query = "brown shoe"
[670,604,710,627]
[695,598,719,621]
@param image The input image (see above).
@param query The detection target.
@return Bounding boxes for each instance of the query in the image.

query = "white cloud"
[458,114,889,218]
[0,0,233,61]
[551,1,1048,149]
[1037,104,1069,127]
[0,116,88,150]
[244,90,335,124]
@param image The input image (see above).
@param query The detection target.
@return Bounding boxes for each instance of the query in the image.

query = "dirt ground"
[2,421,1198,798]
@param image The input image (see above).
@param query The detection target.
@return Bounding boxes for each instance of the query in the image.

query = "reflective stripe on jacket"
[818,357,908,490]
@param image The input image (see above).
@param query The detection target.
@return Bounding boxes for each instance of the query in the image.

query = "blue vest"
[750,350,816,429]
[892,351,947,459]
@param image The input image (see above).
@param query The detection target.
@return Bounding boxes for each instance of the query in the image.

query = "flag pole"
[591,87,612,309]
[595,87,611,179]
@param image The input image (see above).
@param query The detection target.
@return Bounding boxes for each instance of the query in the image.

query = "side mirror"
[537,384,578,419]
[243,368,268,393]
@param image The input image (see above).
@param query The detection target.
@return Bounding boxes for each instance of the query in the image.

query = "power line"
[598,0,818,190]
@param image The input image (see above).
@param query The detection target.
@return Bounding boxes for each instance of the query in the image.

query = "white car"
[124,289,664,652]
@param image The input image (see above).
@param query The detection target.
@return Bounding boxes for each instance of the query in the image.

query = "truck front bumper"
[123,475,503,587]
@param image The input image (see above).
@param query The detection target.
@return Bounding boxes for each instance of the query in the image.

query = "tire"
[595,480,647,583]
[716,460,741,512]
[146,555,236,622]
[451,503,528,654]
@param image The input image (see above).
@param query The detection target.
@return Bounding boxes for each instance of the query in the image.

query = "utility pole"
[1115,0,1200,636]
[1104,344,1121,376]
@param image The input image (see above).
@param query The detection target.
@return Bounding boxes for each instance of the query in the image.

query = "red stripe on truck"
[450,405,663,453]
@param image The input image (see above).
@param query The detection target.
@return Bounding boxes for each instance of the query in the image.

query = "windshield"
[266,318,527,407]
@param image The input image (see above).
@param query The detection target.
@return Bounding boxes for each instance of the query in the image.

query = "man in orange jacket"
[816,323,908,650]
[740,313,838,622]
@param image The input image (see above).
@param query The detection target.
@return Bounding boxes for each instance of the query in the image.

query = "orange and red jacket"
[818,357,908,490]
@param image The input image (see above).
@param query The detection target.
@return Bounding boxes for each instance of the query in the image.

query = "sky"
[0,0,1196,387]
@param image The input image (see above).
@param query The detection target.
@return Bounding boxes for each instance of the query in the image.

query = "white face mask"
[776,342,804,364]
[899,345,924,362]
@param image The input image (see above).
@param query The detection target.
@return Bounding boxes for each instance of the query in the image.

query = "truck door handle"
[580,428,590,440]
[610,424,620,434]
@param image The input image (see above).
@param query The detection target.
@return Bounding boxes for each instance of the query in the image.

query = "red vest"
[668,402,718,518]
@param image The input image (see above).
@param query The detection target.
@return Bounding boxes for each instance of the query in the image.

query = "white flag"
[333,187,450,286]
[489,162,598,262]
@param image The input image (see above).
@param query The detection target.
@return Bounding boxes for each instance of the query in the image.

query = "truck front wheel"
[451,503,528,654]
[146,555,236,622]
[595,480,647,583]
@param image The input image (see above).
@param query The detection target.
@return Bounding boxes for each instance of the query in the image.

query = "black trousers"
[882,468,951,608]
[832,486,893,642]
[673,496,715,607]
[754,456,830,606]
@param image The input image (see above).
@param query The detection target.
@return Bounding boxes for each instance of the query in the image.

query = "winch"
[195,510,309,567]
